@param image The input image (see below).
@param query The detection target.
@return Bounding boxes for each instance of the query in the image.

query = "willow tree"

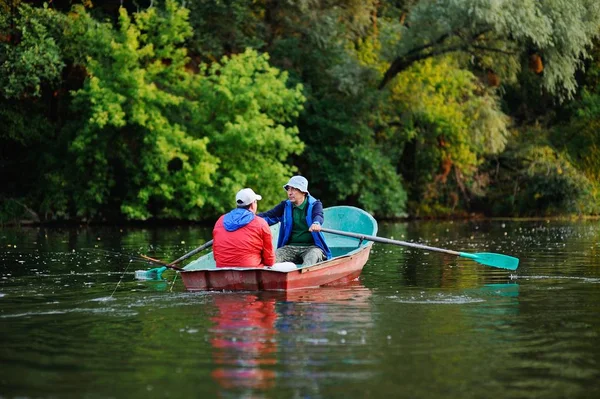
[379,0,600,99]
[366,0,600,216]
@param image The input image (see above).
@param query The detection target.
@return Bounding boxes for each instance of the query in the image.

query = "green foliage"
[553,89,600,185]
[0,3,65,99]
[64,2,304,221]
[191,49,305,214]
[385,56,510,215]
[0,100,50,144]
[544,44,600,209]
[3,0,600,223]
[298,86,408,217]
[185,0,266,60]
[479,129,598,216]
[0,3,74,223]
[550,43,600,182]
[379,0,600,99]
[0,197,29,225]
[259,0,408,217]
[66,3,215,220]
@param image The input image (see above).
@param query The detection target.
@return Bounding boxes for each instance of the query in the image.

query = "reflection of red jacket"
[213,216,275,267]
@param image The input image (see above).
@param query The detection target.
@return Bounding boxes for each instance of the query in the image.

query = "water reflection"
[208,282,373,396]
[210,294,277,392]
[479,283,519,298]
[464,283,521,329]
[279,280,372,304]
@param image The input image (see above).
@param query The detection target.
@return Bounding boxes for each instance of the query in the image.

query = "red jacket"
[213,214,276,267]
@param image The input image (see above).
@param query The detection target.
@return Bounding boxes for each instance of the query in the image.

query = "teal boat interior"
[183,205,378,271]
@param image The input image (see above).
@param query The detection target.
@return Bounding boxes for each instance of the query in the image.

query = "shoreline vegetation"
[2,1,600,224]
[3,209,599,229]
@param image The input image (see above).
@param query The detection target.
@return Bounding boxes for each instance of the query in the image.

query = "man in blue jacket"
[258,176,331,266]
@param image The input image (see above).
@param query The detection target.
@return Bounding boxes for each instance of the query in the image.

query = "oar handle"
[167,239,214,266]
[321,228,461,256]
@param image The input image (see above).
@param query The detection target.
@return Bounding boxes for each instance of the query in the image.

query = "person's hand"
[309,222,322,232]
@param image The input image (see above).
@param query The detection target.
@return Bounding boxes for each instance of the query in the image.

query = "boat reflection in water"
[208,280,372,395]
[210,294,278,391]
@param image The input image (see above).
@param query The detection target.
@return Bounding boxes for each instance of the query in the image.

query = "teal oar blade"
[135,266,168,280]
[459,252,519,270]
[135,240,214,281]
[134,255,185,280]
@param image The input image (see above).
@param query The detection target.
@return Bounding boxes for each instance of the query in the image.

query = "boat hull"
[181,243,373,291]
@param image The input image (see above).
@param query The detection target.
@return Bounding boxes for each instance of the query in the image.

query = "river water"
[1,219,599,398]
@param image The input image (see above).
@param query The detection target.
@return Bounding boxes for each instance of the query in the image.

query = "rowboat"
[180,206,378,291]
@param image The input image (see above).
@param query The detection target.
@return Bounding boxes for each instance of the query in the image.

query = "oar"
[321,228,519,270]
[83,248,181,279]
[166,239,214,267]
[139,255,185,270]
[137,240,214,279]
[134,255,184,280]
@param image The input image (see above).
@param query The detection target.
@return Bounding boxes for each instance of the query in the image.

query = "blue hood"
[223,208,255,232]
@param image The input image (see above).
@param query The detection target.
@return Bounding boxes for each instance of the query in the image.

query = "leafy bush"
[478,129,598,216]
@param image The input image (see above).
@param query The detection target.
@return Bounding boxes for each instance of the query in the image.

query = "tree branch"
[378,43,468,89]
[378,28,498,89]
[378,31,454,90]
[469,45,516,56]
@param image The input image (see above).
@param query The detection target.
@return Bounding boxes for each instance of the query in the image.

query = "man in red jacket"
[213,188,276,268]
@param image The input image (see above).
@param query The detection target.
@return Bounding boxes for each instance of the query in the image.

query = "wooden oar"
[321,228,519,270]
[139,255,184,270]
[137,240,214,279]
[166,239,214,267]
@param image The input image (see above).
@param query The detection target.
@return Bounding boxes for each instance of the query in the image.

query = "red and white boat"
[180,206,378,291]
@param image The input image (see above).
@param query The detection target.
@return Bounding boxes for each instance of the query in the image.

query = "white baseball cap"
[283,176,309,193]
[235,188,262,207]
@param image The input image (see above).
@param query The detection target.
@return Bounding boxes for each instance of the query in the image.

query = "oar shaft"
[321,228,461,256]
[140,255,185,271]
[168,239,214,266]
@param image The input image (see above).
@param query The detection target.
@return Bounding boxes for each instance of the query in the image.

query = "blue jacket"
[258,195,332,259]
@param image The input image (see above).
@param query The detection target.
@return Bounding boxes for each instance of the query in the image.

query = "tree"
[65,1,304,221]
[378,0,600,99]
[185,0,266,62]
[0,3,71,222]
[477,128,597,216]
[189,49,306,215]
[254,0,409,217]
[385,56,510,216]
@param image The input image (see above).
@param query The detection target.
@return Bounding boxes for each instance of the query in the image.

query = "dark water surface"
[1,220,600,398]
